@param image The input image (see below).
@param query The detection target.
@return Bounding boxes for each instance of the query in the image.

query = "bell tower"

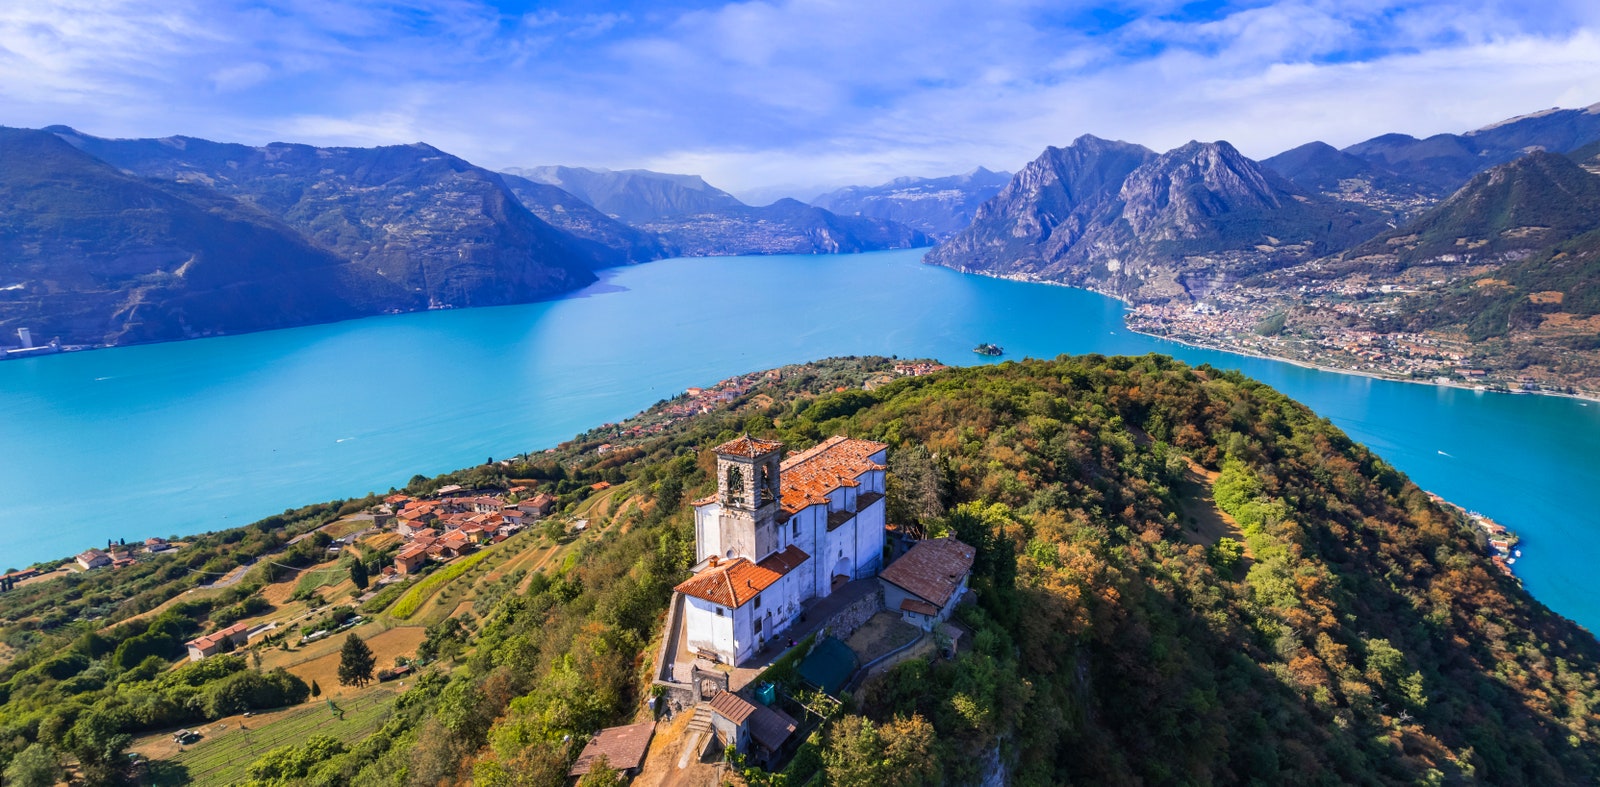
[712,435,782,561]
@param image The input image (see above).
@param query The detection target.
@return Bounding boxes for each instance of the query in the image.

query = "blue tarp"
[796,637,858,694]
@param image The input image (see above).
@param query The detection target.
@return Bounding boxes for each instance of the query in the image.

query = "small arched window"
[758,463,775,503]
[726,465,745,505]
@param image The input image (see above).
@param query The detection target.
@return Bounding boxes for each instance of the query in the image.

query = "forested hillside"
[2,356,1596,785]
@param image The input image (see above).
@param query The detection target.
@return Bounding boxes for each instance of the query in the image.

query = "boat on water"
[973,343,1003,356]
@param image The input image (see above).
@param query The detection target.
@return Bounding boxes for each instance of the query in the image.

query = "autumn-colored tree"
[823,714,939,787]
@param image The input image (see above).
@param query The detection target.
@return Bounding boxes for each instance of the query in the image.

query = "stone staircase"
[677,705,713,769]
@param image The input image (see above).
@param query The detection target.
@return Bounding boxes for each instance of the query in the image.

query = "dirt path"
[1174,458,1252,563]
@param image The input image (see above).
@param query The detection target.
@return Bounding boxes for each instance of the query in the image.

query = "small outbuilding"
[708,691,799,765]
[879,537,975,630]
[185,622,251,662]
[568,720,655,781]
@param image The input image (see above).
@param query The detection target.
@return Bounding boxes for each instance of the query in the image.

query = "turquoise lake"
[2,249,1597,630]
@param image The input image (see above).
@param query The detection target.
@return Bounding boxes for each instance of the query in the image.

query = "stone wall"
[823,585,884,641]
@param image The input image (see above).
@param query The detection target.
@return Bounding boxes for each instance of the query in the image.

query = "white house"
[674,435,888,665]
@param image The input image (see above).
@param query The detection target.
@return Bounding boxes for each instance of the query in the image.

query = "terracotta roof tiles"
[675,545,809,609]
[879,537,975,608]
[715,435,784,458]
[777,436,888,514]
[568,721,655,776]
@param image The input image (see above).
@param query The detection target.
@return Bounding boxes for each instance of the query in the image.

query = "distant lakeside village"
[1122,266,1600,401]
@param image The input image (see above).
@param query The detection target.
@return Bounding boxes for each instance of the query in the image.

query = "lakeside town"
[1125,260,1600,399]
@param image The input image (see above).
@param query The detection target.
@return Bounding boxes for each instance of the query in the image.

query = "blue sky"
[4,1,1600,201]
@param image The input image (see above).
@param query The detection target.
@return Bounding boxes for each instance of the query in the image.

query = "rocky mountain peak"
[1118,140,1284,237]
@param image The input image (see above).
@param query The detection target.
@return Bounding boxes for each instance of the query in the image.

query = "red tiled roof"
[880,538,975,608]
[396,545,426,560]
[715,435,784,458]
[900,598,940,616]
[676,546,808,609]
[569,721,655,776]
[778,436,888,514]
[758,544,809,575]
[187,621,251,650]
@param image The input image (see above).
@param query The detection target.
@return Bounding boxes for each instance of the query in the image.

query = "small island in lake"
[973,342,1004,356]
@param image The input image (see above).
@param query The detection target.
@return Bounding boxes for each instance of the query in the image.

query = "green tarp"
[796,637,858,694]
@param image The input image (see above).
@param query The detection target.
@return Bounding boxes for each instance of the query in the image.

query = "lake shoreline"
[959,266,1600,406]
[4,250,1597,629]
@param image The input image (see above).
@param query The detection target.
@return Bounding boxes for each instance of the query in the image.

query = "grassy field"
[281,626,426,696]
[139,685,400,786]
[255,621,423,699]
[293,560,350,596]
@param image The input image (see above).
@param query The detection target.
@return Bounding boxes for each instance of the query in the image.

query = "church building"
[674,435,888,666]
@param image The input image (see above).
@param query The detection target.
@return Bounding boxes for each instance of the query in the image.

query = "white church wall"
[854,498,887,577]
[694,503,723,563]
[684,596,737,662]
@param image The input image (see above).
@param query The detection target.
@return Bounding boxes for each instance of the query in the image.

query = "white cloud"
[211,62,272,92]
[1,0,1598,198]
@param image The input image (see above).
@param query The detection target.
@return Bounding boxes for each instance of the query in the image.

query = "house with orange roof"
[394,544,428,575]
[676,435,888,665]
[185,622,252,661]
[436,530,473,558]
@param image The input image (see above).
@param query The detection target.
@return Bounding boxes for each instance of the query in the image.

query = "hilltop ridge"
[1,355,1596,784]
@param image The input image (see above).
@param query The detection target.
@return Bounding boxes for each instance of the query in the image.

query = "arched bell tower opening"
[713,435,783,561]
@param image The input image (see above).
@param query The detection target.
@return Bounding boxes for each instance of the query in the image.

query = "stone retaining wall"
[823,585,884,641]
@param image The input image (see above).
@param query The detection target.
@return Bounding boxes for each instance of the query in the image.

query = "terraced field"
[134,685,400,786]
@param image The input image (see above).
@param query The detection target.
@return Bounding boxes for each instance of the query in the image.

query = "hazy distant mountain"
[505,165,930,255]
[1339,103,1600,194]
[810,167,1012,239]
[642,197,930,256]
[927,136,1382,300]
[0,128,397,345]
[496,172,667,263]
[504,165,745,224]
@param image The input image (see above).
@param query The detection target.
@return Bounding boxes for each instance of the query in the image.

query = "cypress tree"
[337,634,375,689]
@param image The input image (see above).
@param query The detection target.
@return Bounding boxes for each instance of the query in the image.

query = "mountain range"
[0,128,397,346]
[8,101,1600,351]
[925,102,1600,306]
[810,167,1012,239]
[507,165,930,255]
[925,136,1383,300]
[0,132,928,347]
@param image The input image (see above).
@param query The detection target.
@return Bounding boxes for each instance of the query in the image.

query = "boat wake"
[1437,450,1452,458]
[336,437,355,443]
